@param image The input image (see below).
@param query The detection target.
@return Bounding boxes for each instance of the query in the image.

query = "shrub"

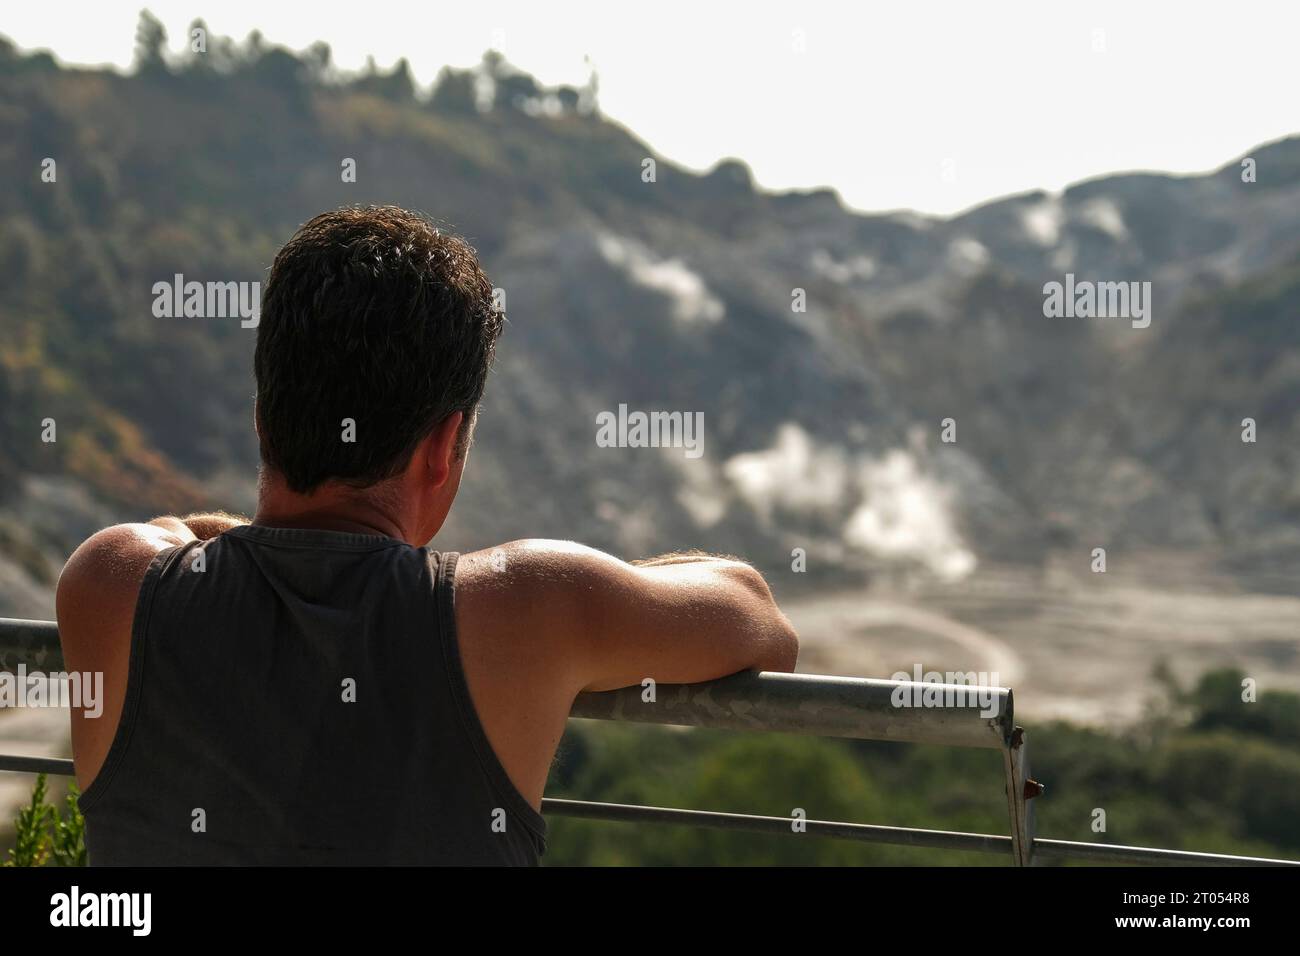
[3,773,86,867]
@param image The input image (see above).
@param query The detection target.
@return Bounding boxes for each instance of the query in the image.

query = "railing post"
[1002,726,1042,866]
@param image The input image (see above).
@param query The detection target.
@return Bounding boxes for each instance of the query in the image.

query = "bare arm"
[452,539,799,807]
[458,540,799,695]
[56,523,191,789]
[576,547,798,691]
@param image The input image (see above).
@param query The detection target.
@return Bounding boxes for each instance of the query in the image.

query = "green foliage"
[545,723,1008,866]
[546,670,1300,865]
[3,774,87,867]
[1188,668,1300,740]
[133,10,169,76]
[5,773,51,867]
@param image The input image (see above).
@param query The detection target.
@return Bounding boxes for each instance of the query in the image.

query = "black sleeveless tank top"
[78,524,547,865]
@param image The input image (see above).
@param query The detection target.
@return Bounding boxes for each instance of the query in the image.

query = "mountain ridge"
[1,31,1298,617]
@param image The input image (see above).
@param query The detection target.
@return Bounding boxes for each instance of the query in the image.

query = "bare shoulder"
[56,523,188,655]
[456,539,617,595]
[453,539,608,655]
[454,538,645,637]
[59,523,188,607]
[448,540,608,805]
[57,522,190,791]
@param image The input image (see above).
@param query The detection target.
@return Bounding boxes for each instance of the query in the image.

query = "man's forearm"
[148,512,249,540]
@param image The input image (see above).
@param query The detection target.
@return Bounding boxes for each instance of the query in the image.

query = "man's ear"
[424,411,465,487]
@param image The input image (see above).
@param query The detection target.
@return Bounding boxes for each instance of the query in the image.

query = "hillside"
[2,25,1300,619]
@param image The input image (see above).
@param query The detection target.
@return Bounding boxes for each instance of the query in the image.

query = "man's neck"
[254,473,419,544]
[252,509,406,540]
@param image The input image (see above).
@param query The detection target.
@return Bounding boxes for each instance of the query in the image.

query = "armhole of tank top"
[78,543,189,814]
[433,550,549,850]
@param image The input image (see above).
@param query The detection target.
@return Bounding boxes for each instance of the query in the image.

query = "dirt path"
[786,593,1024,684]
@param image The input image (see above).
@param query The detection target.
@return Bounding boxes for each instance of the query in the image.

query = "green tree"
[133,9,169,76]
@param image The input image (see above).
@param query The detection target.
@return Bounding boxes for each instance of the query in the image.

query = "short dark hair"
[255,206,502,493]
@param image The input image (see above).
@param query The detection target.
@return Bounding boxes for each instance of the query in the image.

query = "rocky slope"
[2,34,1298,617]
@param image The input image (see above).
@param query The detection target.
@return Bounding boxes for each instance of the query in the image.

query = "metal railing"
[2,616,1297,866]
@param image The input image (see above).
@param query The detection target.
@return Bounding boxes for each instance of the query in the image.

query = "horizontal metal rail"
[3,616,1297,867]
[1,616,1014,748]
[0,754,73,777]
[0,618,62,672]
[571,670,1013,748]
[540,799,1300,866]
[4,756,1294,866]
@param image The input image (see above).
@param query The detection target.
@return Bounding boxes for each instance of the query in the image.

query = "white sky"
[5,1,1298,215]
